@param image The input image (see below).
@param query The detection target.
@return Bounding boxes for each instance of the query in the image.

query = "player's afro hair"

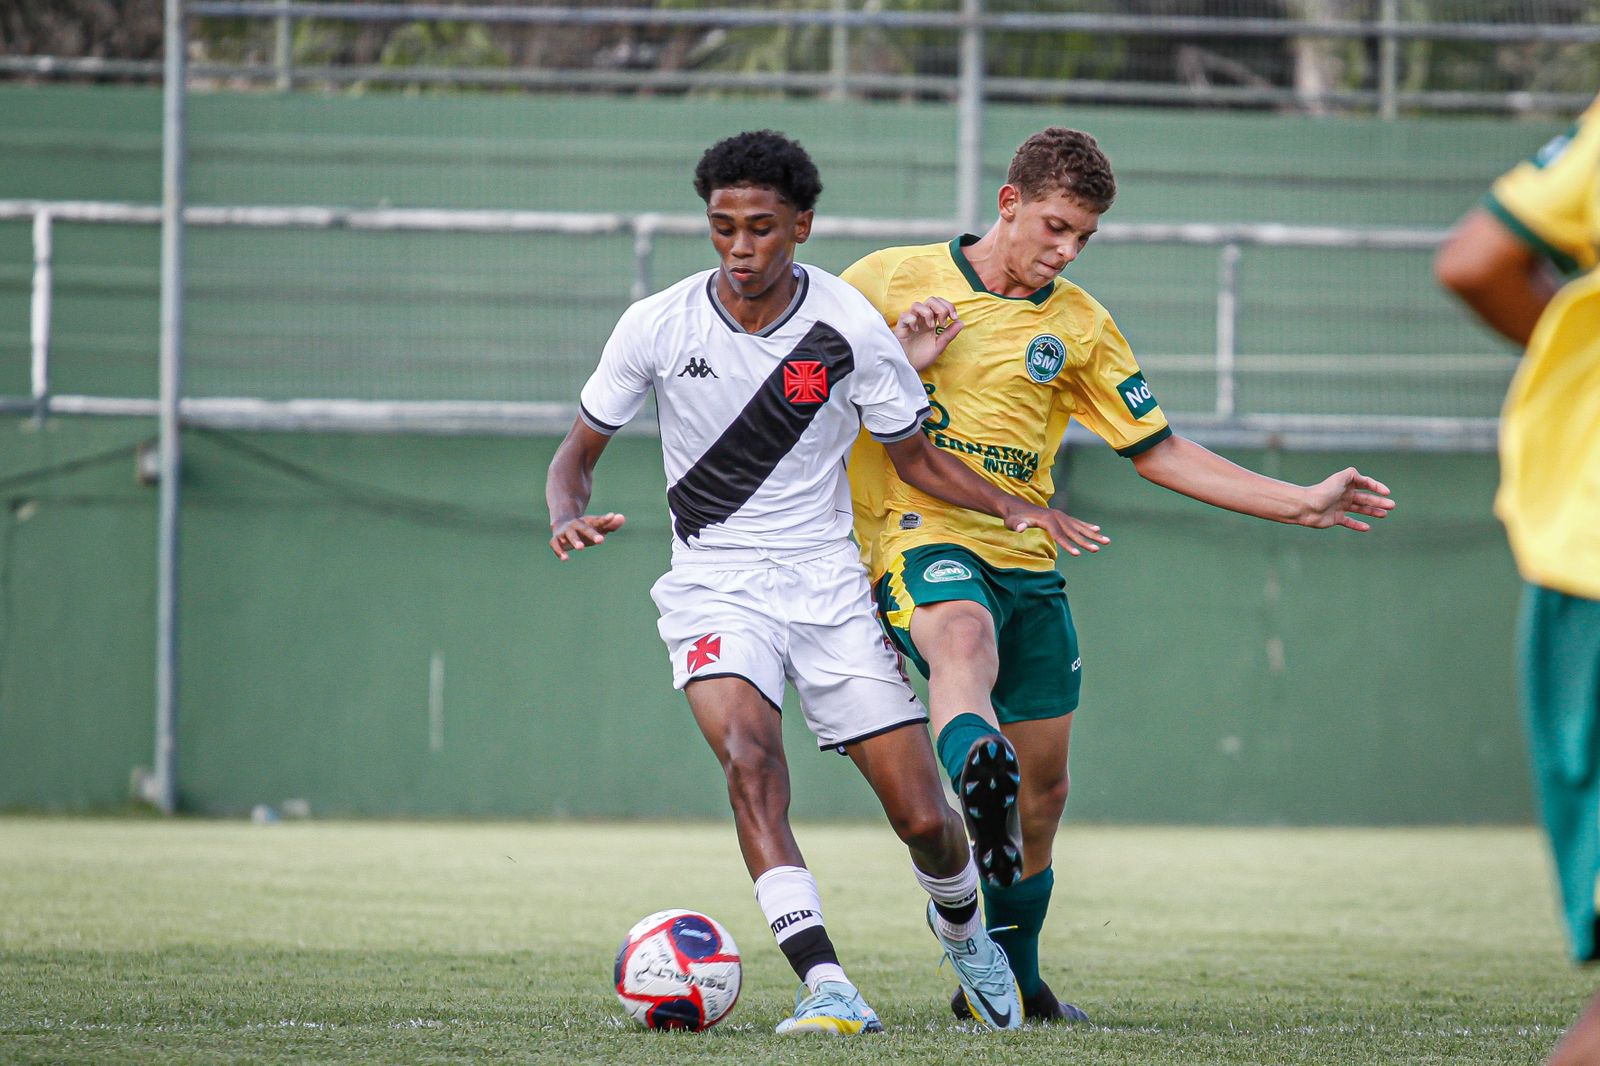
[1007,127,1116,212]
[693,130,823,212]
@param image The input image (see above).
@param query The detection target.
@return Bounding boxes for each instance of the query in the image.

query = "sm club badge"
[923,559,973,583]
[1025,334,1066,383]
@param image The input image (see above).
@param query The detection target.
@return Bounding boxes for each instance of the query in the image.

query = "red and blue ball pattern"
[614,909,742,1031]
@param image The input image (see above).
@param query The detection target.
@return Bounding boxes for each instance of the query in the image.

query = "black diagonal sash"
[667,321,856,543]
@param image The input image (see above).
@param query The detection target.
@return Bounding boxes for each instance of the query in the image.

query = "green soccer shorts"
[874,543,1080,721]
[1519,582,1600,963]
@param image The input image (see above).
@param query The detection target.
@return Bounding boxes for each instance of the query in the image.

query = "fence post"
[632,218,656,303]
[829,0,848,101]
[1378,0,1398,121]
[274,0,292,91]
[29,210,52,420]
[956,0,985,234]
[1215,242,1241,420]
[154,0,189,816]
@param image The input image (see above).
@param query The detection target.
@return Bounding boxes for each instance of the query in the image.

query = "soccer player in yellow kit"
[847,127,1397,1022]
[1436,98,1600,1066]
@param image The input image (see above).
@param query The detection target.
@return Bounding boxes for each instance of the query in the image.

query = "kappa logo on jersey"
[1025,334,1067,383]
[678,356,718,378]
[1118,371,1159,418]
[782,359,829,404]
[923,559,973,583]
[686,633,722,672]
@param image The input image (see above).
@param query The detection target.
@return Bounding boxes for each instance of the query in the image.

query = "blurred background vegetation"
[4,1,1598,111]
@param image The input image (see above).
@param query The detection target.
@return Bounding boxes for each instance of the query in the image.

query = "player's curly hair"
[1007,127,1116,212]
[693,130,824,212]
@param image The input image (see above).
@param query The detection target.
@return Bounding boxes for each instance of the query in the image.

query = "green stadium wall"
[0,419,1527,824]
[0,86,1545,822]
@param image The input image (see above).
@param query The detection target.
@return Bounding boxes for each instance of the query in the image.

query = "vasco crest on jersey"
[783,359,830,404]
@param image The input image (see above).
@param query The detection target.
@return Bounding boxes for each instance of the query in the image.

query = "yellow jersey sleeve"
[1066,314,1173,458]
[841,252,893,319]
[1487,96,1600,276]
[843,250,899,578]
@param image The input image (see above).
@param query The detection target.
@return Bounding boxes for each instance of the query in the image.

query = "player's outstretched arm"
[545,417,626,560]
[1131,434,1395,532]
[882,433,1110,557]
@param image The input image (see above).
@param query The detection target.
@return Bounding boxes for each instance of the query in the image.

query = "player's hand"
[1299,468,1395,532]
[892,297,963,371]
[549,512,626,560]
[1001,502,1110,558]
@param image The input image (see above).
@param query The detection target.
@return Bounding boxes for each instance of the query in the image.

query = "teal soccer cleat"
[774,981,885,1036]
[951,979,1091,1024]
[959,734,1024,888]
[926,900,1023,1031]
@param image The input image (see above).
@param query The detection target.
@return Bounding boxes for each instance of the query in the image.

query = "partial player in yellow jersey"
[846,127,1397,1024]
[1437,96,1600,1066]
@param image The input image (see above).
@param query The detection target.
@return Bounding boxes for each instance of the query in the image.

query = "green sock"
[982,865,1053,999]
[935,713,996,789]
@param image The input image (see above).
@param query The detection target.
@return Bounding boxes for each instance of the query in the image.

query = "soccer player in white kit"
[546,130,1106,1035]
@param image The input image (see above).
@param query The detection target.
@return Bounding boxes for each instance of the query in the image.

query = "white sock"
[915,858,984,941]
[754,865,827,943]
[755,865,855,992]
[802,962,850,993]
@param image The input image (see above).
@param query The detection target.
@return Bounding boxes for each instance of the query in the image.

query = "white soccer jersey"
[580,265,931,553]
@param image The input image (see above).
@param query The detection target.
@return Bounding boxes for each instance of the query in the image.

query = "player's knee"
[945,610,993,648]
[718,743,787,809]
[1028,766,1071,821]
[920,609,997,668]
[885,802,955,852]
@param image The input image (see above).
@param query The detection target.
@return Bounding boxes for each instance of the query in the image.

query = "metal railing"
[0,191,1505,815]
[6,2,1599,118]
[1,197,1495,451]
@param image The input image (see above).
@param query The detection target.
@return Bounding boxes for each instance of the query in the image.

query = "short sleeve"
[578,302,656,435]
[841,252,895,323]
[1486,96,1600,277]
[848,319,931,443]
[1067,315,1172,458]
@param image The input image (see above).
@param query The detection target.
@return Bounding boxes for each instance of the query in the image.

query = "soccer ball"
[613,909,742,1031]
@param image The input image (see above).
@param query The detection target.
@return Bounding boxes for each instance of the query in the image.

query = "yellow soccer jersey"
[846,236,1171,578]
[1489,95,1600,600]
[1487,97,1600,279]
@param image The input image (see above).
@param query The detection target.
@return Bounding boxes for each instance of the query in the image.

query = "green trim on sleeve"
[1116,424,1172,458]
[1483,193,1582,277]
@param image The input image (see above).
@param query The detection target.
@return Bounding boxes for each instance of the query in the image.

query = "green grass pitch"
[0,817,1588,1064]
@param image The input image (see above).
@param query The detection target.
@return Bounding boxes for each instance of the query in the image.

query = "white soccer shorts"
[650,540,927,750]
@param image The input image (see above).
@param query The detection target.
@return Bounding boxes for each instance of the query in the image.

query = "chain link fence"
[4,1,1599,116]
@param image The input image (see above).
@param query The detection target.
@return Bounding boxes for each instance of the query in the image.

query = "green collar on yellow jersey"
[948,234,1056,306]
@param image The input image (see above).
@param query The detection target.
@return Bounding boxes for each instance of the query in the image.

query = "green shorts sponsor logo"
[1025,334,1067,383]
[923,559,973,583]
[1118,371,1158,418]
